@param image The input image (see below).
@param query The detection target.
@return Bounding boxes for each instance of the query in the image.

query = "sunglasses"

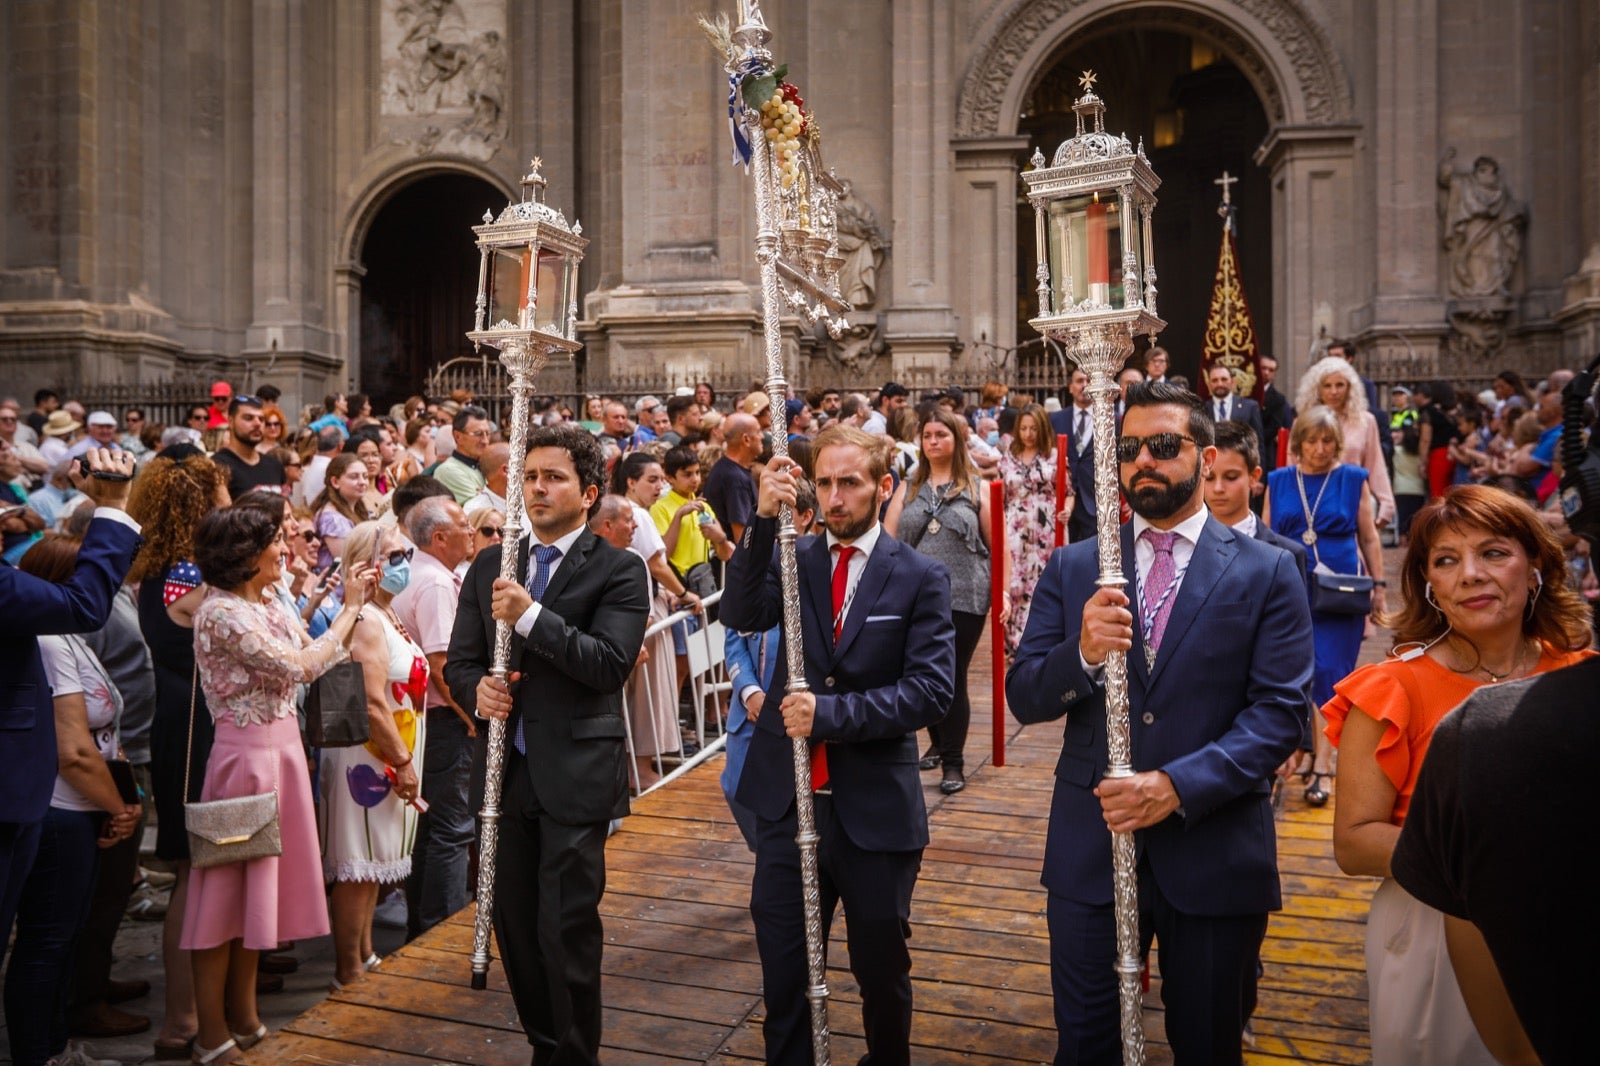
[189,414,207,422]
[300,530,320,542]
[1116,432,1197,464]
[383,547,415,568]
[479,525,504,539]
[235,395,260,407]
[264,419,283,427]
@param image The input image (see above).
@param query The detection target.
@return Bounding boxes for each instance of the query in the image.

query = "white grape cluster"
[759,87,805,188]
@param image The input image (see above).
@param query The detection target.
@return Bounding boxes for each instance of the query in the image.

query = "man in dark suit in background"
[1,450,142,968]
[1051,368,1100,543]
[1008,383,1313,1065]
[722,424,955,1066]
[1205,365,1267,462]
[1256,355,1295,477]
[446,425,650,1066]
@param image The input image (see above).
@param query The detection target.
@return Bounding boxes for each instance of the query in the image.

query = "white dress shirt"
[512,523,589,637]
[1213,396,1234,423]
[1230,511,1259,538]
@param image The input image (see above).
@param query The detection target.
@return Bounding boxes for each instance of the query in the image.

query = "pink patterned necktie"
[1140,529,1178,654]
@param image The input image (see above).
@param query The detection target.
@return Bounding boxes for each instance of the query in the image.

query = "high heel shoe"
[1304,772,1331,807]
[939,766,966,795]
[918,745,940,772]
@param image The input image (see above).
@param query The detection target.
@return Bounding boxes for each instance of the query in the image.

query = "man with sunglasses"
[119,408,150,459]
[210,395,286,500]
[1008,380,1313,1066]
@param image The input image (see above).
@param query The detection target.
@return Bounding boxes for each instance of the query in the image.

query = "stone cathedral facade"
[2,0,1597,414]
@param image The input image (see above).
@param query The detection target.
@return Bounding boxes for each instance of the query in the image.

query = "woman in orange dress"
[1322,485,1595,1065]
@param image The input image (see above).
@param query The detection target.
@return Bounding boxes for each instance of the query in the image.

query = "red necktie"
[815,544,858,790]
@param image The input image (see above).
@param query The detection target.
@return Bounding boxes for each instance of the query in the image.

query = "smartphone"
[318,560,341,587]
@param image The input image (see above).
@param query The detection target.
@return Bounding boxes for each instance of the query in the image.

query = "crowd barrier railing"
[619,588,732,796]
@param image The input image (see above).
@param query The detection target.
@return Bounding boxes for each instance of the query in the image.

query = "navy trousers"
[1047,860,1268,1066]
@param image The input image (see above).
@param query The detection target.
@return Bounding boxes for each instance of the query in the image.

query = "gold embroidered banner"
[1199,224,1262,400]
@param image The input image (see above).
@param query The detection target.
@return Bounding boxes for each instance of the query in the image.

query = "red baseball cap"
[211,381,232,398]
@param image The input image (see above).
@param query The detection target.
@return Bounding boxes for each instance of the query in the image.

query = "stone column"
[1555,0,1600,363]
[884,0,958,381]
[952,136,1029,370]
[1255,125,1364,396]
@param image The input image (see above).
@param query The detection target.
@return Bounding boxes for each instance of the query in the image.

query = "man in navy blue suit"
[722,424,955,1066]
[1050,368,1100,543]
[1,449,142,969]
[1008,382,1313,1065]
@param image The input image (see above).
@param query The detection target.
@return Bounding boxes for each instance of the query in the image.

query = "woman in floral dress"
[183,504,378,1066]
[998,403,1065,659]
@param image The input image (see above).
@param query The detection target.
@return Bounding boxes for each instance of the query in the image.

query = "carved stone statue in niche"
[1437,149,1525,299]
[834,181,888,310]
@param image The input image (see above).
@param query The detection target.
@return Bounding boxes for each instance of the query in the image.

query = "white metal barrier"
[619,588,733,795]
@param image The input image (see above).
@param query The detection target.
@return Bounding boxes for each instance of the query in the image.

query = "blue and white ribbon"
[726,57,766,169]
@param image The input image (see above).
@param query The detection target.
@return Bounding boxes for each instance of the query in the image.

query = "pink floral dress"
[999,450,1058,659]
[180,590,347,951]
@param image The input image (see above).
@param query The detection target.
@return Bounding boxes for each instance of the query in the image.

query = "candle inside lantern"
[516,248,533,319]
[1086,195,1110,305]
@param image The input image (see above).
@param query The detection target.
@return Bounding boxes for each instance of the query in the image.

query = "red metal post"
[1277,427,1289,469]
[1054,434,1069,548]
[990,478,1006,767]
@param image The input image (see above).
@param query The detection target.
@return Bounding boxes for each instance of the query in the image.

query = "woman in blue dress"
[1264,406,1385,806]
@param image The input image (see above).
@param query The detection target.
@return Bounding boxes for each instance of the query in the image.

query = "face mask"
[379,558,412,594]
[986,431,1000,447]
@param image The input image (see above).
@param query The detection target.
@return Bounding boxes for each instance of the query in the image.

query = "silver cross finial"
[1214,170,1238,206]
[1078,70,1098,93]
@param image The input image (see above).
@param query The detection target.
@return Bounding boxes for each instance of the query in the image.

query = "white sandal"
[230,1025,267,1051]
[192,1038,237,1065]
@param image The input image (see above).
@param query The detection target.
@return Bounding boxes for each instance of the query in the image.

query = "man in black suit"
[1050,368,1099,543]
[1205,364,1267,464]
[446,424,650,1066]
[722,424,956,1066]
[1256,355,1295,477]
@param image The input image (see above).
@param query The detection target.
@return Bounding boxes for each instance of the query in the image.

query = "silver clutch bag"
[185,792,281,869]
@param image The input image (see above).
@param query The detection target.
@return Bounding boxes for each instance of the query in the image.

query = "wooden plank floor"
[245,627,1379,1065]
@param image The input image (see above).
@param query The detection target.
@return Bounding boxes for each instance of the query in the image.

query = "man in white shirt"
[393,496,477,940]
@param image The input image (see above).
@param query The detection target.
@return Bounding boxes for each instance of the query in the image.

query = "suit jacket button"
[1141,711,1155,725]
[1061,690,1076,703]
[825,676,835,688]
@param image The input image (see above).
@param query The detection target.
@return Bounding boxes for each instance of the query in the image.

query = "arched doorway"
[356,172,505,407]
[1016,31,1270,385]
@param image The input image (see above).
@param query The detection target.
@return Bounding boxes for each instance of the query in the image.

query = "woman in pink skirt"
[183,504,378,1065]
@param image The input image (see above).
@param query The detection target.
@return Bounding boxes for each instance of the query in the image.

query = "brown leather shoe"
[107,976,151,1003]
[69,1001,152,1038]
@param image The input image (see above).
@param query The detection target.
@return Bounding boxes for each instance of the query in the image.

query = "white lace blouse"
[193,589,350,728]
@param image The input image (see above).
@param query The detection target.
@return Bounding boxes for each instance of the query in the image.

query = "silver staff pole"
[463,161,587,990]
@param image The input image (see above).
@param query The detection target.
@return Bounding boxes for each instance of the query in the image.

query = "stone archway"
[951,0,1358,387]
[334,160,514,399]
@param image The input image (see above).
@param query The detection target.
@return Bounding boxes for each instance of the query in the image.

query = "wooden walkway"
[246,632,1379,1065]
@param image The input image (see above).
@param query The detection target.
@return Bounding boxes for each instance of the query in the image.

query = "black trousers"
[1067,500,1097,544]
[750,794,922,1066]
[928,610,987,770]
[493,754,609,1066]
[1045,861,1268,1066]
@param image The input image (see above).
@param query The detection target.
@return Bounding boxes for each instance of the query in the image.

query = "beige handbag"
[183,662,282,869]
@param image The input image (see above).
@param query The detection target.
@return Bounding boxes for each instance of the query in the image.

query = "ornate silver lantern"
[1021,71,1163,1066]
[465,157,586,991]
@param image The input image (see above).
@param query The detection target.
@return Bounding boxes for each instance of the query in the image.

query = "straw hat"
[43,410,82,437]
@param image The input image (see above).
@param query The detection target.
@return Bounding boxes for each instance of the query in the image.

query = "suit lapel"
[801,535,834,659]
[831,534,896,664]
[540,528,593,607]
[1147,517,1235,688]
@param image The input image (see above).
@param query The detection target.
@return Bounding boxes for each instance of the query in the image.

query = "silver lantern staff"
[463,159,587,991]
[1022,71,1164,1065]
[703,3,850,1062]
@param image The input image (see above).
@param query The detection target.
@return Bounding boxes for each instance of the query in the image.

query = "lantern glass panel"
[486,245,567,332]
[1047,193,1140,311]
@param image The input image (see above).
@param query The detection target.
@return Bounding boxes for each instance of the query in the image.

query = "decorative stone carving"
[1438,150,1524,300]
[820,318,888,376]
[833,182,888,310]
[1437,149,1525,359]
[955,0,1351,138]
[381,0,508,161]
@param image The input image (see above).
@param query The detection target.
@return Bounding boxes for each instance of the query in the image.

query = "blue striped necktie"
[513,543,564,755]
